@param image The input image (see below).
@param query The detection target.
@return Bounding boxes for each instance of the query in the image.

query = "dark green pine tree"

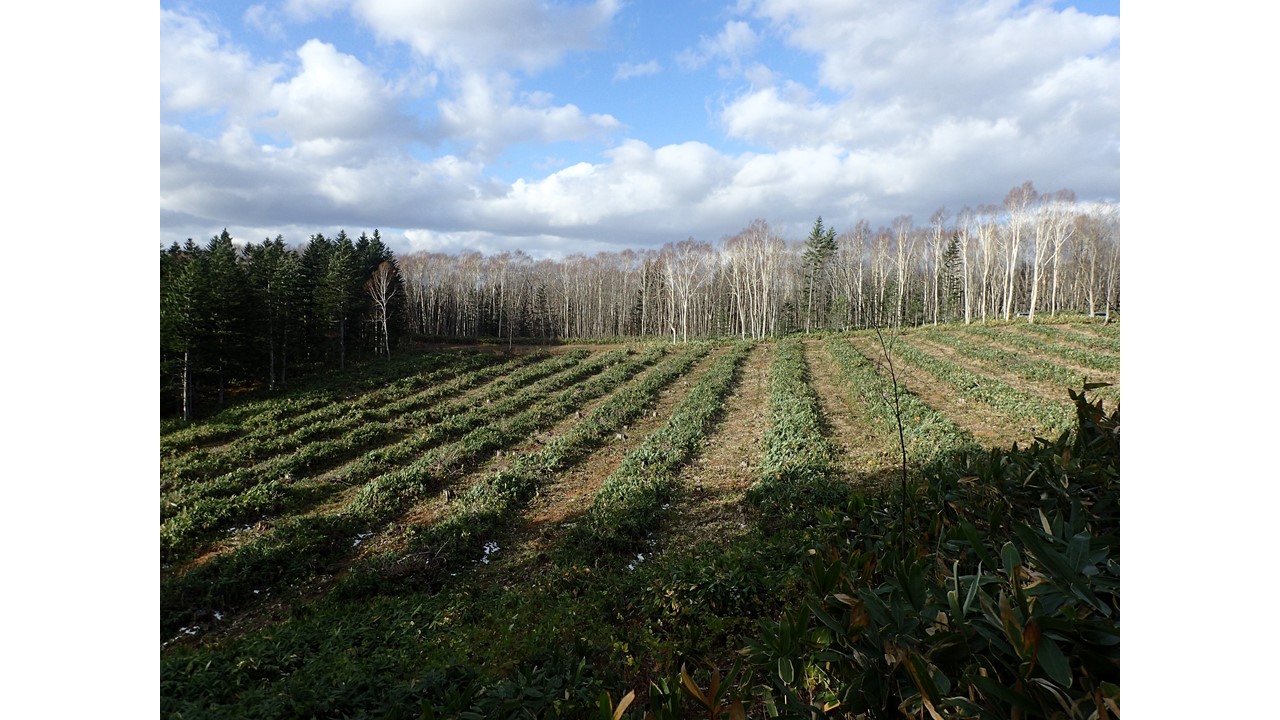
[802,216,838,332]
[244,235,304,390]
[298,233,333,367]
[318,230,362,370]
[941,233,963,322]
[204,230,252,409]
[161,240,209,420]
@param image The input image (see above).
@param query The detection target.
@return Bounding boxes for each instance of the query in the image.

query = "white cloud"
[160,9,280,118]
[243,4,286,40]
[351,0,620,73]
[721,83,849,148]
[677,19,759,75]
[267,39,414,146]
[437,72,621,161]
[748,0,1118,111]
[714,0,1118,201]
[614,59,661,81]
[283,0,351,22]
[160,1,1119,258]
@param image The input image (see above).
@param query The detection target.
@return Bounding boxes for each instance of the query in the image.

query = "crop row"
[336,348,602,488]
[1020,322,1120,353]
[345,345,658,517]
[958,325,1119,373]
[161,346,664,636]
[893,339,1077,436]
[745,339,847,522]
[160,349,614,564]
[823,337,975,467]
[559,342,752,560]
[160,350,481,454]
[160,351,584,523]
[914,328,1120,404]
[336,343,716,596]
[161,351,533,488]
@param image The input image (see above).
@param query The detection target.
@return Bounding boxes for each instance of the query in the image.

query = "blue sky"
[160,0,1120,257]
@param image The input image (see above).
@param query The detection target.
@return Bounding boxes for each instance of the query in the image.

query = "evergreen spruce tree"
[802,216,838,332]
[160,240,210,420]
[204,230,251,409]
[318,231,361,370]
[299,233,333,367]
[941,234,963,322]
[244,235,303,390]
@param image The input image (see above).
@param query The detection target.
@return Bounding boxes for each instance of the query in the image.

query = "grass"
[161,331,1120,718]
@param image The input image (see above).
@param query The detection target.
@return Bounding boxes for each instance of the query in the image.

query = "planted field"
[161,320,1120,718]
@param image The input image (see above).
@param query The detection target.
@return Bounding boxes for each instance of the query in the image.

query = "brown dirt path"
[903,335,1089,408]
[351,351,678,564]
[477,346,729,575]
[845,335,1029,449]
[172,351,620,575]
[801,338,894,485]
[951,327,1120,393]
[659,342,773,552]
[1048,323,1120,345]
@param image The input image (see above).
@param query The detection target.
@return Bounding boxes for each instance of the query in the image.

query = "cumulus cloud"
[713,0,1119,204]
[351,0,620,73]
[161,2,1119,258]
[437,72,621,162]
[266,39,419,147]
[160,9,281,118]
[746,0,1118,112]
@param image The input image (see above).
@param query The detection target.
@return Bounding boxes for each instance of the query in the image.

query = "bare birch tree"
[892,215,916,327]
[928,207,948,325]
[1002,181,1037,320]
[365,260,398,357]
[956,206,974,324]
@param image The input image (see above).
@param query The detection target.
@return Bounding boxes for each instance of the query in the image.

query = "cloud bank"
[160,0,1119,257]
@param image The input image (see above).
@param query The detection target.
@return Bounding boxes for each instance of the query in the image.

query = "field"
[160,319,1120,718]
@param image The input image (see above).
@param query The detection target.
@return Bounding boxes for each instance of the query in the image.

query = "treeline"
[398,182,1118,342]
[160,229,407,420]
[161,182,1118,418]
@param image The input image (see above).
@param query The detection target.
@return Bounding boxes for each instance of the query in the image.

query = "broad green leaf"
[1012,525,1107,613]
[1037,636,1073,687]
[777,658,795,684]
[1001,542,1022,575]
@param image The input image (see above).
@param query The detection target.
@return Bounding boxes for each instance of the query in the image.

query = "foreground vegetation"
[161,319,1118,718]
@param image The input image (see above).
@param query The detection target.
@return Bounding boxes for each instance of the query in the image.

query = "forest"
[160,181,1119,418]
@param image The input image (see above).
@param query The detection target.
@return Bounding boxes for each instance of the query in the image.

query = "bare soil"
[801,339,899,487]
[478,346,728,577]
[846,335,1027,448]
[903,335,1084,407]
[352,355,675,564]
[958,327,1120,391]
[659,342,773,552]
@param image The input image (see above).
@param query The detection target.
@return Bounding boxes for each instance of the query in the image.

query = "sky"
[160,0,1120,257]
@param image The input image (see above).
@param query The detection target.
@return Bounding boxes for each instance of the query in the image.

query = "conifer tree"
[244,235,303,389]
[318,231,361,370]
[299,233,333,366]
[160,240,209,420]
[802,216,837,332]
[204,230,251,408]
